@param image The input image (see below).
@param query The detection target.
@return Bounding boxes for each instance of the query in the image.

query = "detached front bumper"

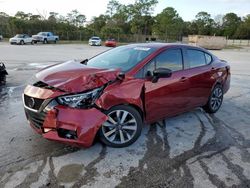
[23,86,108,147]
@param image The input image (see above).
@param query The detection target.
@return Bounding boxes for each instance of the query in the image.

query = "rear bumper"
[105,43,116,47]
[223,71,231,94]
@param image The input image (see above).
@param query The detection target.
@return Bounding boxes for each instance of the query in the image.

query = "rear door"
[183,47,216,107]
[143,48,191,122]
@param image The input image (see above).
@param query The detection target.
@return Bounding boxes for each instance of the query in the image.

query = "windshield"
[87,45,157,72]
[91,37,100,40]
[15,34,24,38]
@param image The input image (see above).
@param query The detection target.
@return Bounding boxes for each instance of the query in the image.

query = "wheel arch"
[103,103,144,122]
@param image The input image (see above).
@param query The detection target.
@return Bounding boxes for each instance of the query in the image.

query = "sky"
[0,0,249,21]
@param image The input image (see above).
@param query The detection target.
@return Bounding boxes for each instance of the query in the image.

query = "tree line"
[0,0,249,41]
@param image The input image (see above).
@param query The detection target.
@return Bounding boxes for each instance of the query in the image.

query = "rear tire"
[98,105,143,148]
[203,84,223,114]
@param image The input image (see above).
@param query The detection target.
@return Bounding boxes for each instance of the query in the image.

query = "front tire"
[203,84,223,114]
[98,105,143,148]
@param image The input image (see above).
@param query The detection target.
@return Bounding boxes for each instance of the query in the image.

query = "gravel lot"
[0,42,250,188]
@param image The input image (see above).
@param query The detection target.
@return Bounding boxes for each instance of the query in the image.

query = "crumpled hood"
[36,60,119,93]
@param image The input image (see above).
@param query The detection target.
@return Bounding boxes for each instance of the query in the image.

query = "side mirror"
[152,68,172,83]
[80,59,88,65]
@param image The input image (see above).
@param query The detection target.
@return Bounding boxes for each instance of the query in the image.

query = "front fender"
[95,79,145,112]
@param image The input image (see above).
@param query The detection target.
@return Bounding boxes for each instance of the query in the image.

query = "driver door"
[144,48,191,122]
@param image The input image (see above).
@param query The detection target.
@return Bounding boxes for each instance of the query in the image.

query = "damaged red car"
[23,43,230,148]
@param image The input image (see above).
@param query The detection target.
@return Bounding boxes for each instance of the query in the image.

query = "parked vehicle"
[89,36,102,46]
[105,38,117,47]
[23,43,230,148]
[0,34,3,41]
[32,32,59,44]
[0,62,8,85]
[9,34,33,45]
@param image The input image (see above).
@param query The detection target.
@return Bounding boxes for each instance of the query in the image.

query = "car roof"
[125,43,206,51]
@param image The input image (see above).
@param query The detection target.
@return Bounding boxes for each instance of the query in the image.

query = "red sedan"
[105,39,117,47]
[23,43,230,148]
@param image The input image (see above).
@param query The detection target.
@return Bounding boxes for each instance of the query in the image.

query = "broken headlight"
[57,87,103,108]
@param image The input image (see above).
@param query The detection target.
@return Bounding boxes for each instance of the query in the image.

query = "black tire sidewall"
[98,105,143,148]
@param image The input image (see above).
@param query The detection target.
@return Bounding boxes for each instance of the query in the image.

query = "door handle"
[180,77,188,82]
[211,67,215,70]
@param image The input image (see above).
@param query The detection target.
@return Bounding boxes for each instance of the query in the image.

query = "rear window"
[205,53,212,64]
[187,49,207,68]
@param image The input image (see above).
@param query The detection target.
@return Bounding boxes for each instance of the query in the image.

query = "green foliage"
[235,15,250,39]
[194,12,216,35]
[153,7,184,39]
[222,13,241,38]
[0,1,249,41]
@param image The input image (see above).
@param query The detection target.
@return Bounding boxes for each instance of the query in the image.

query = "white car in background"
[9,34,33,45]
[32,32,59,44]
[0,34,3,41]
[88,36,102,46]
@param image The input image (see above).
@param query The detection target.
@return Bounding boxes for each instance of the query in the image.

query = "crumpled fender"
[95,78,145,113]
[43,106,108,147]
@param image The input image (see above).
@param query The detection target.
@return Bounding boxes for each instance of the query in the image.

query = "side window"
[155,49,183,71]
[205,53,212,64]
[187,49,207,68]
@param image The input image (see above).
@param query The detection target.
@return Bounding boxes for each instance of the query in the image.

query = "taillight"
[226,66,230,75]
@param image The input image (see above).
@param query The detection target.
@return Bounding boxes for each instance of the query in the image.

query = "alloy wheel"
[210,87,223,111]
[102,110,138,145]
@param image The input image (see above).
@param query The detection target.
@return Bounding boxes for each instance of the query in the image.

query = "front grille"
[25,108,47,129]
[24,94,45,111]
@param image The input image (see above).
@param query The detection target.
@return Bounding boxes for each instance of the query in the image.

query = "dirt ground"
[0,42,250,188]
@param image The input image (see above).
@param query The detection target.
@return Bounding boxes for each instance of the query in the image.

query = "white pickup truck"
[32,32,59,44]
